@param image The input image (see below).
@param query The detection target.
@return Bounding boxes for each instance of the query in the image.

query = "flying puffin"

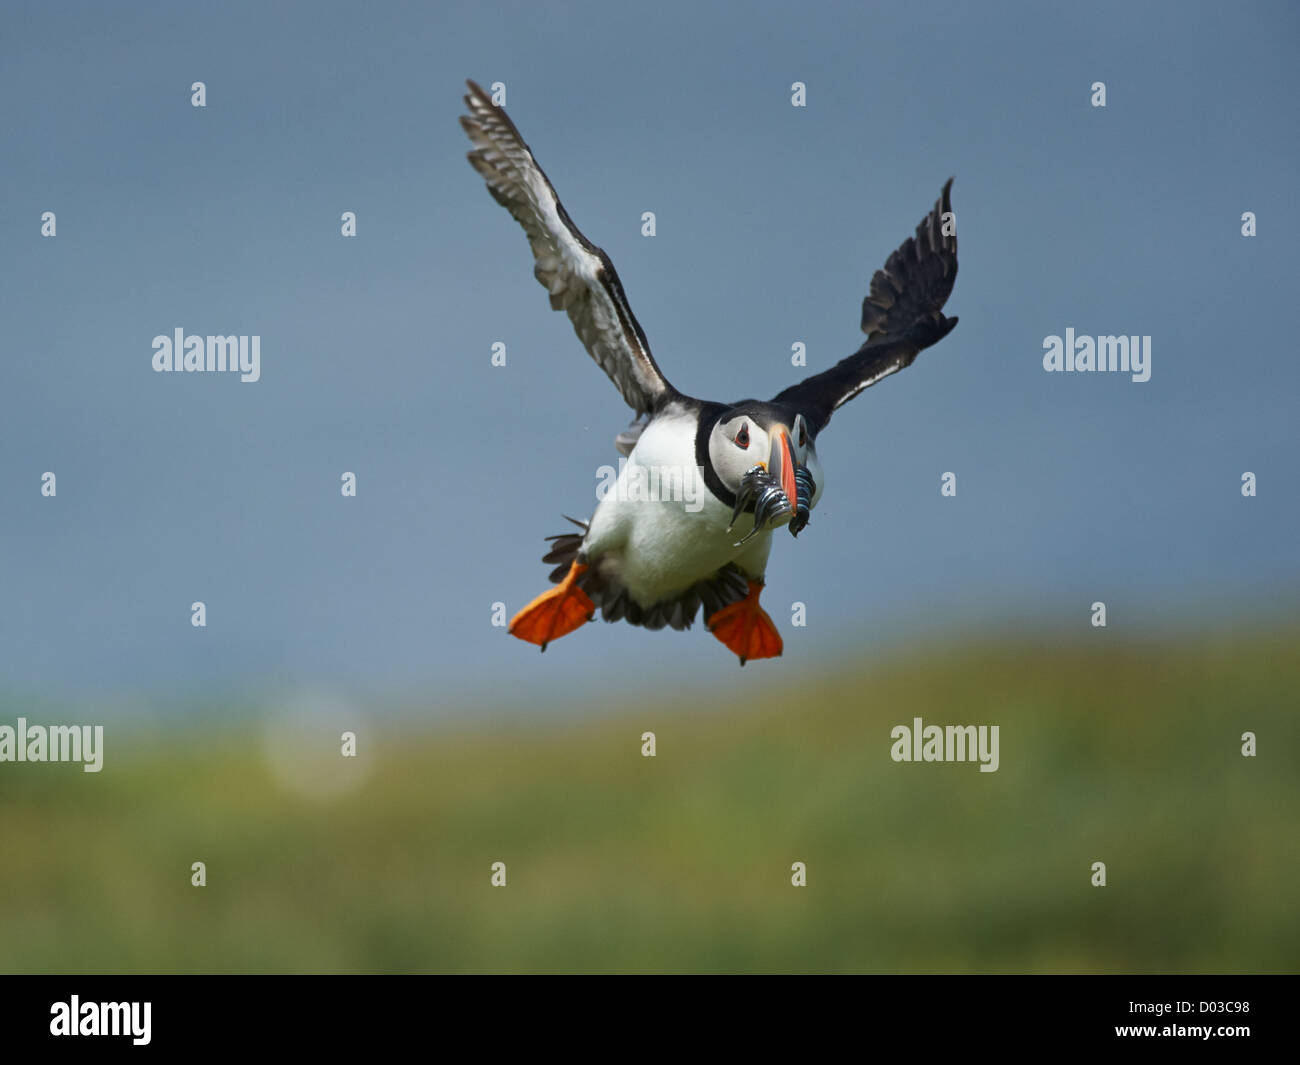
[460,80,959,664]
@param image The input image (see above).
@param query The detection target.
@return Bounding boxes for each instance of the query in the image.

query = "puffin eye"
[734,423,750,449]
[796,418,806,448]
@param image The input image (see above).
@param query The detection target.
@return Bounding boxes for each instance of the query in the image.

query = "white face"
[707,411,824,509]
[708,413,773,495]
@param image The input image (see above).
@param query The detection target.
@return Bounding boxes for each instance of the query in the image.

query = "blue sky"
[1,0,1297,711]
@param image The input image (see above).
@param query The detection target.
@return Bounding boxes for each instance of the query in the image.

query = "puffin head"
[705,404,824,541]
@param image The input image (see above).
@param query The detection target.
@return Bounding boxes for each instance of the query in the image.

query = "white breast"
[583,411,772,606]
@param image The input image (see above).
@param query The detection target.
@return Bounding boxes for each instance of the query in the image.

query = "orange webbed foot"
[509,562,595,651]
[706,580,783,665]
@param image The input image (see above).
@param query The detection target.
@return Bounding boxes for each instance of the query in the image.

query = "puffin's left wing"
[772,179,959,434]
[460,80,678,417]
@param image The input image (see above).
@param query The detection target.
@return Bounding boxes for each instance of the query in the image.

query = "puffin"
[460,80,959,664]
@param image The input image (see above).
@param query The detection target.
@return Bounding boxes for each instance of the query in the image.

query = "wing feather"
[773,179,959,432]
[460,80,676,415]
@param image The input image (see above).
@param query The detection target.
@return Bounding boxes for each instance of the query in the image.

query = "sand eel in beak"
[461,80,959,663]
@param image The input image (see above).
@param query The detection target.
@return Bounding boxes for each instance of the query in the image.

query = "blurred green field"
[2,629,1297,973]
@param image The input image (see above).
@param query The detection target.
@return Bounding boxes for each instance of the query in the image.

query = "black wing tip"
[937,178,956,254]
[934,176,955,228]
[859,177,960,333]
[930,178,955,240]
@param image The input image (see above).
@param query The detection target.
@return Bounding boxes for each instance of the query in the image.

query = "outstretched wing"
[772,178,959,433]
[460,80,678,416]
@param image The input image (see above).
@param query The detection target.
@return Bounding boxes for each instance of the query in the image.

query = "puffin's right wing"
[460,80,678,417]
[772,179,959,434]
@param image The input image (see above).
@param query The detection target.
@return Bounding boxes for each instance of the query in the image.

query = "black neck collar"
[694,401,739,510]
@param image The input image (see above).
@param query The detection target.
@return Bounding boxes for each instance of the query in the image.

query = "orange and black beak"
[768,428,798,520]
[727,427,805,545]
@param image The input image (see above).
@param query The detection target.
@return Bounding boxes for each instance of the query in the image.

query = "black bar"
[0,976,1288,1052]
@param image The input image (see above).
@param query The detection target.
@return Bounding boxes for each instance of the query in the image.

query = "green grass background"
[2,629,1296,973]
